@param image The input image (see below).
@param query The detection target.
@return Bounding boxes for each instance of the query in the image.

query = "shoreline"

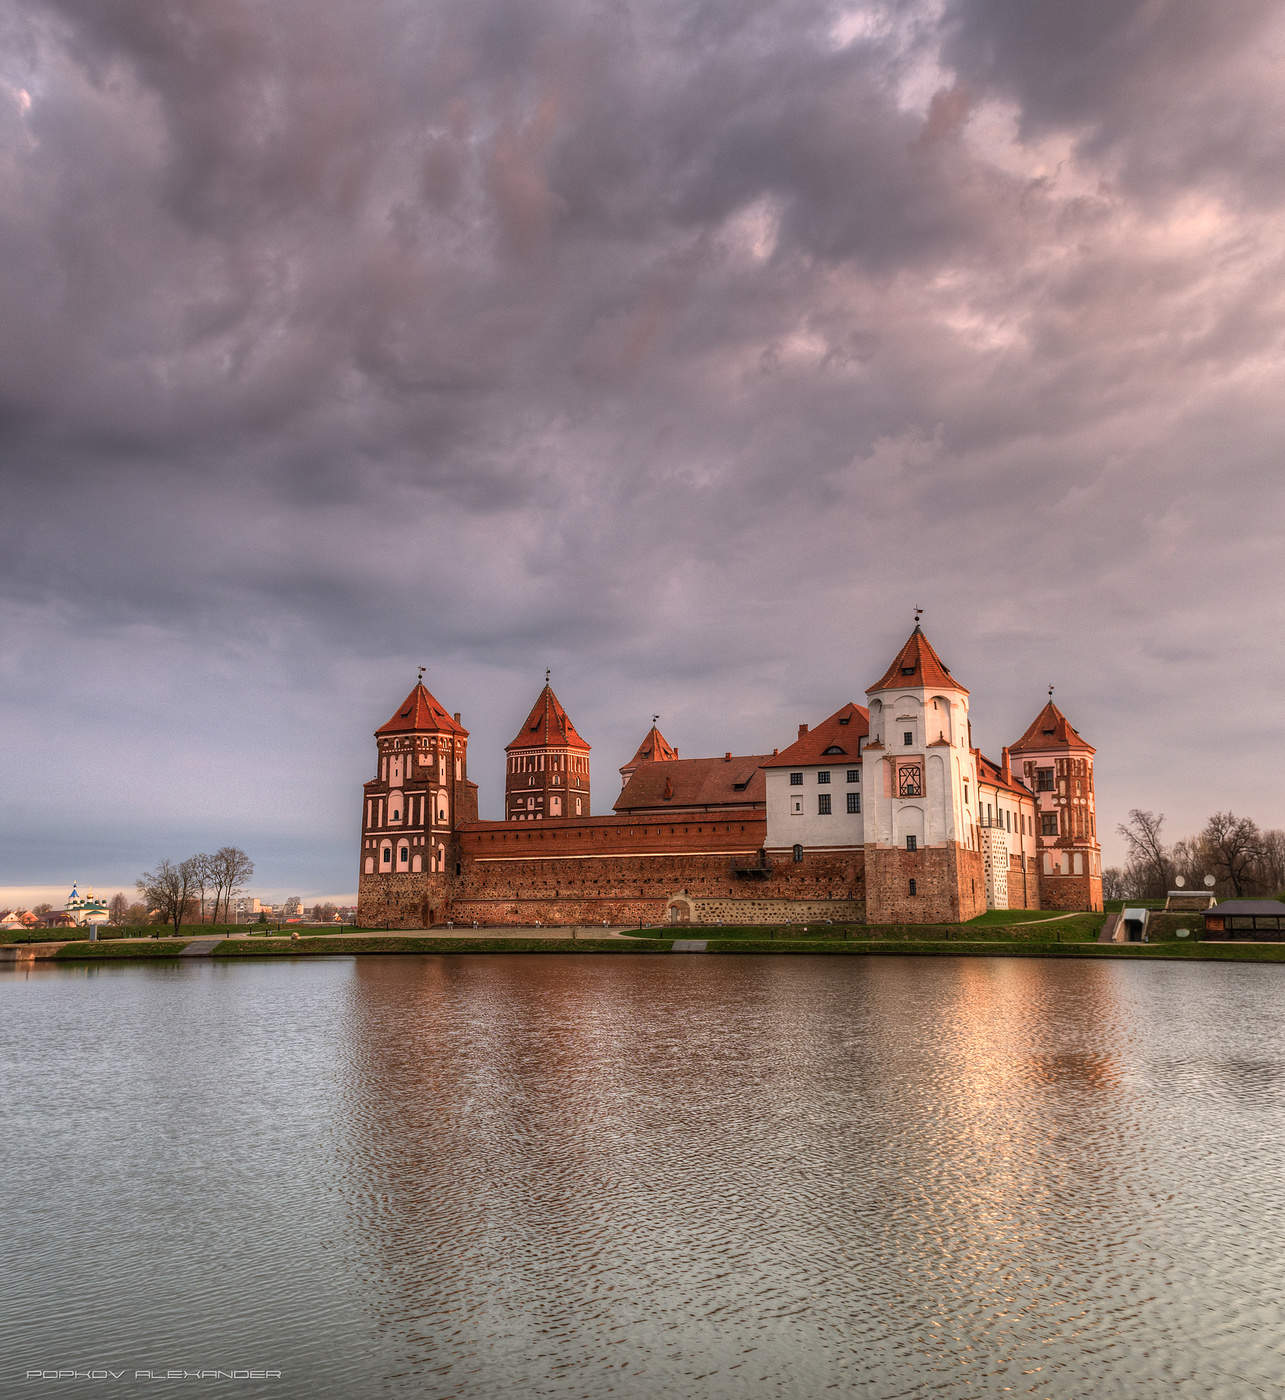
[7,932,1285,964]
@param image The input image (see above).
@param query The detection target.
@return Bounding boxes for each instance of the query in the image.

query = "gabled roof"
[1010,700,1094,754]
[615,755,768,811]
[507,683,591,752]
[974,749,1033,798]
[761,703,869,767]
[869,625,967,695]
[375,681,467,737]
[620,724,678,773]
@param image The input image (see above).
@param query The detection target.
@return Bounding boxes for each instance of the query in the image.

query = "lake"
[2,954,1282,1398]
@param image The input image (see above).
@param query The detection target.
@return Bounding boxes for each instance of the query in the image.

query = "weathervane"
[417,665,426,684]
[652,713,661,727]
[545,666,551,685]
[914,606,924,627]
[1048,683,1055,699]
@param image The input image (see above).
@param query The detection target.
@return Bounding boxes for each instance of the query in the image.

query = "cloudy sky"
[3,0,1283,906]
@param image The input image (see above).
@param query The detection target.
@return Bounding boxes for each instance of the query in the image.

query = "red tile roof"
[375,682,467,737]
[615,754,768,811]
[869,625,967,695]
[761,703,869,767]
[1010,700,1094,754]
[620,724,678,772]
[506,683,591,752]
[974,749,1032,797]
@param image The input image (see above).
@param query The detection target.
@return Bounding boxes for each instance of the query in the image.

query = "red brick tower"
[1011,694,1102,911]
[357,676,478,926]
[863,622,986,924]
[504,676,591,821]
[618,721,678,792]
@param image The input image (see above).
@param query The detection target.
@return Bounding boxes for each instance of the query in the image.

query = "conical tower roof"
[507,683,590,752]
[375,681,467,737]
[868,624,967,694]
[1011,699,1093,754]
[620,724,678,774]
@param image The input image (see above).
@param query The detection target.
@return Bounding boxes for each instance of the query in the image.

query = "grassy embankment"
[49,940,190,959]
[42,908,1285,963]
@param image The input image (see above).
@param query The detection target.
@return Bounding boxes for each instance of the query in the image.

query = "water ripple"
[2,955,1283,1398]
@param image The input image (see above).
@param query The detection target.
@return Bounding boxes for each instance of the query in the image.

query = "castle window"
[847,792,861,814]
[817,771,830,784]
[1036,768,1055,792]
[897,764,923,798]
[1041,813,1059,836]
[909,879,917,895]
[817,794,831,815]
[905,835,917,852]
[791,799,803,815]
[790,772,803,785]
[847,770,860,784]
[903,731,913,746]
[793,844,804,863]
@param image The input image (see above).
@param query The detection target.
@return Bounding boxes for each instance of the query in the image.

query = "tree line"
[1107,810,1285,901]
[137,848,254,935]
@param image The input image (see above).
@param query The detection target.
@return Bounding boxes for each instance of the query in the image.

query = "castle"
[356,623,1102,927]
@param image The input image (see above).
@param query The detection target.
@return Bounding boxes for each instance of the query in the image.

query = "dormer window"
[900,665,915,675]
[823,745,844,755]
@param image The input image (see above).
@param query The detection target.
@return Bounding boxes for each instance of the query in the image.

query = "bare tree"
[107,892,130,924]
[33,903,53,916]
[1118,810,1172,898]
[137,857,201,936]
[189,852,215,923]
[1256,829,1285,895]
[1101,867,1127,902]
[210,847,254,923]
[1201,812,1265,898]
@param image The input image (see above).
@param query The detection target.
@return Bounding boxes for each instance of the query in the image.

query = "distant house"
[1203,900,1285,940]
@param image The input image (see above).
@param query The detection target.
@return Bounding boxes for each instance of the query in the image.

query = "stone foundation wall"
[357,872,452,927]
[666,895,864,926]
[450,846,864,926]
[865,843,987,924]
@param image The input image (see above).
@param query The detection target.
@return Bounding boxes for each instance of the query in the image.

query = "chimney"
[453,712,461,724]
[798,723,808,739]
[1001,746,1012,783]
[724,751,732,761]
[772,747,778,756]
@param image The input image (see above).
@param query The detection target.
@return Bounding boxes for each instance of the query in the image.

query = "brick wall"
[357,871,453,927]
[1037,871,1103,912]
[451,842,864,926]
[865,843,987,924]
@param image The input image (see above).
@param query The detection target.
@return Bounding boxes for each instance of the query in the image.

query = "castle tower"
[1011,696,1102,912]
[504,678,591,821]
[357,677,478,927]
[862,623,986,923]
[618,721,678,791]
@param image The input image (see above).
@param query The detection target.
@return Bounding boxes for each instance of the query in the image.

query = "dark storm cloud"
[2,0,1283,898]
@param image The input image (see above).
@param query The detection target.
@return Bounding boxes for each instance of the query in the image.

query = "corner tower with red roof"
[862,622,987,923]
[1010,695,1103,912]
[618,722,679,791]
[504,677,591,821]
[357,676,478,926]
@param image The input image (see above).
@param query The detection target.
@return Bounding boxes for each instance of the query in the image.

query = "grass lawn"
[211,935,671,956]
[631,913,1105,943]
[53,940,189,959]
[965,908,1077,926]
